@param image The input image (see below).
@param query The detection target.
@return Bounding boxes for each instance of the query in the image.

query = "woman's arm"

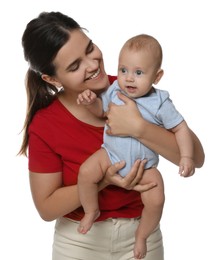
[30,160,156,221]
[29,171,80,221]
[106,92,205,168]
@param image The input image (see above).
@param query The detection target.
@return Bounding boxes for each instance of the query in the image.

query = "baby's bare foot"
[133,238,147,259]
[77,210,100,234]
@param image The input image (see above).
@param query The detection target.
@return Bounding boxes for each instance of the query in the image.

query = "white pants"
[52,217,164,260]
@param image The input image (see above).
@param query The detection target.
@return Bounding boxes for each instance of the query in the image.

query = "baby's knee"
[143,187,165,208]
[151,188,165,208]
[78,164,91,181]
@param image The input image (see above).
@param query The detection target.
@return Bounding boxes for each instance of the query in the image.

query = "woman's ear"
[41,74,62,88]
[153,69,164,85]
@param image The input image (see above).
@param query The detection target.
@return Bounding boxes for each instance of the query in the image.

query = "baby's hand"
[179,157,195,177]
[77,89,97,105]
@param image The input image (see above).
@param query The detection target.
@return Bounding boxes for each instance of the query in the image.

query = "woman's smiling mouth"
[88,68,101,80]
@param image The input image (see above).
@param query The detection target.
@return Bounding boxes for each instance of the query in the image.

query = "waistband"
[65,216,141,224]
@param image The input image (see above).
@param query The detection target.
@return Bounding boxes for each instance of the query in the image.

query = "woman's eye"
[86,41,94,54]
[69,63,79,72]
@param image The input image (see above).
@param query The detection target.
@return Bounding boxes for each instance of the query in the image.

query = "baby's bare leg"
[134,168,165,259]
[77,148,111,234]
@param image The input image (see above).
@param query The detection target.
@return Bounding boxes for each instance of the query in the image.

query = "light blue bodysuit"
[101,80,184,177]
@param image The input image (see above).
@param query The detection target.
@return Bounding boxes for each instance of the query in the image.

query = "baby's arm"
[171,121,195,177]
[77,89,104,118]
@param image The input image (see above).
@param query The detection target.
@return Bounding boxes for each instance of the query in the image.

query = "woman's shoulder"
[32,99,60,121]
[29,99,65,132]
[108,75,117,84]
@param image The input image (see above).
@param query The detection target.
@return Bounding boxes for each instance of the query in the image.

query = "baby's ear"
[154,69,164,85]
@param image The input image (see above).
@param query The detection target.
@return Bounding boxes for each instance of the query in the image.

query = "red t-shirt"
[28,75,143,221]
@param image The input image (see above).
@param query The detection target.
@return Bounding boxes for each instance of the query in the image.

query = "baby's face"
[117,48,159,98]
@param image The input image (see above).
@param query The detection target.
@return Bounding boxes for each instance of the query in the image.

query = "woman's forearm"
[33,184,81,222]
[30,171,110,222]
[134,119,180,165]
[189,129,205,168]
[134,119,204,168]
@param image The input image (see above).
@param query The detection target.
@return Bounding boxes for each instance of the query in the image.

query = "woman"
[20,11,204,260]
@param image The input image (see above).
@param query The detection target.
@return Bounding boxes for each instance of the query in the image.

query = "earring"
[56,85,64,91]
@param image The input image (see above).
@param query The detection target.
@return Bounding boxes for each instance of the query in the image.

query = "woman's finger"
[133,182,157,193]
[117,91,134,104]
[127,159,147,187]
[123,159,142,184]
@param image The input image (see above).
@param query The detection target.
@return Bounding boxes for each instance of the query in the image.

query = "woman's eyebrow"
[86,40,93,52]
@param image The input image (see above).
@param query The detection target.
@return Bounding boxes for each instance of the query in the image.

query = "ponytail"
[18,69,58,156]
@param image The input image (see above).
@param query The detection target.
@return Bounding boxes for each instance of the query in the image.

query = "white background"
[1,0,220,259]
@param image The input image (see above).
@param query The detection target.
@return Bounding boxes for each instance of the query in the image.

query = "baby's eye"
[135,70,143,76]
[120,68,127,74]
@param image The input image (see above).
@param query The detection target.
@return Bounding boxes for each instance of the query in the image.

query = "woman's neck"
[58,91,105,127]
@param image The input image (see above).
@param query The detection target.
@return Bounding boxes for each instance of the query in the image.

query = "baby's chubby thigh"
[139,168,163,185]
[140,167,165,206]
[79,148,112,183]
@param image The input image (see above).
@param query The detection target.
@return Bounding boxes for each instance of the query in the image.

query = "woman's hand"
[101,159,157,193]
[106,92,143,138]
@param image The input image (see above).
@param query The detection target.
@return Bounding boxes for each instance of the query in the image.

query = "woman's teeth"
[89,68,100,79]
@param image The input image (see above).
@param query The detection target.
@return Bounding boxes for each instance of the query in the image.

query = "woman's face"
[52,29,109,95]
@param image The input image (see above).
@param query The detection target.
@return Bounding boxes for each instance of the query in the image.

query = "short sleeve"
[28,132,62,173]
[157,97,184,129]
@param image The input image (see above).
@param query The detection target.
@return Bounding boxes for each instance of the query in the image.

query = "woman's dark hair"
[19,12,81,155]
